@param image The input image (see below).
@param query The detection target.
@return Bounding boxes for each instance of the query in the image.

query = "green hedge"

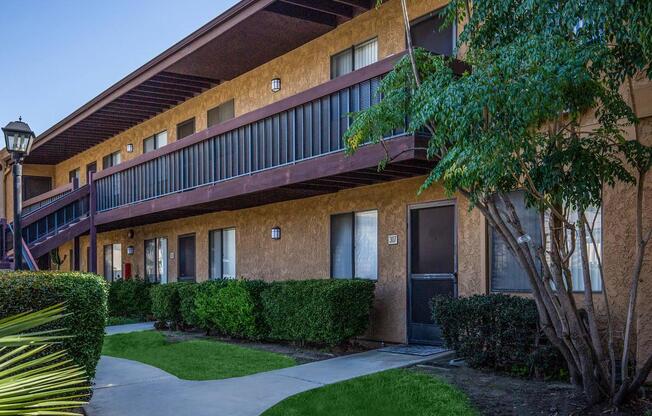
[262,279,376,346]
[177,282,200,328]
[432,294,566,379]
[0,271,108,378]
[108,278,153,319]
[193,280,227,331]
[152,279,375,346]
[150,282,185,328]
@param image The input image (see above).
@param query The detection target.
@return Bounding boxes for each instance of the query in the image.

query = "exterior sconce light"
[271,78,281,93]
[271,226,281,240]
[127,229,134,239]
[127,246,135,255]
[126,143,134,153]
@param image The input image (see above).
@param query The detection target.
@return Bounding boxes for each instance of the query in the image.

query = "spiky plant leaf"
[0,304,89,415]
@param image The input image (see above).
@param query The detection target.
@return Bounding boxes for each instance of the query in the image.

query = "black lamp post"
[2,118,35,270]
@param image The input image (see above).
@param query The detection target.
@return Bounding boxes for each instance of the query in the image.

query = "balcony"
[92,53,444,231]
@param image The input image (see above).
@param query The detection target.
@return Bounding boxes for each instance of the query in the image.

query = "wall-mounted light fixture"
[127,229,134,239]
[271,78,281,93]
[126,143,134,153]
[127,246,135,255]
[271,226,281,240]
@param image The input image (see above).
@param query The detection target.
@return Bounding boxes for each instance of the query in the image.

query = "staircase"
[1,183,91,271]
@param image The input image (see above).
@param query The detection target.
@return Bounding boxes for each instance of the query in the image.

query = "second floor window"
[102,151,121,169]
[331,38,378,79]
[177,118,196,140]
[411,11,455,56]
[143,131,168,153]
[207,100,235,128]
[68,168,80,183]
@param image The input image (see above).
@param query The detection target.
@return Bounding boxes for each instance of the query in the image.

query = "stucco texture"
[11,0,652,360]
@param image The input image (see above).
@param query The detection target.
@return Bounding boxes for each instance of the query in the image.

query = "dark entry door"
[178,234,196,282]
[408,202,457,344]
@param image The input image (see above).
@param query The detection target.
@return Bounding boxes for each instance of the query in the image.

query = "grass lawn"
[102,331,296,380]
[262,369,477,416]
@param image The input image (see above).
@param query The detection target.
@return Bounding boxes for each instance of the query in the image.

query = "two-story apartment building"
[1,0,650,360]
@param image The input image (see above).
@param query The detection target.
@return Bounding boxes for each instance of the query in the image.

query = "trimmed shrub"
[214,280,268,339]
[432,294,566,379]
[150,282,189,328]
[108,278,153,319]
[0,271,108,378]
[177,283,199,327]
[193,280,228,332]
[262,279,375,346]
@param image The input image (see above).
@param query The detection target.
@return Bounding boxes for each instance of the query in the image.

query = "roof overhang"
[23,0,374,165]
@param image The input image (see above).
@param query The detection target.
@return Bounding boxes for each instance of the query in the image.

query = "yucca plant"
[0,304,90,415]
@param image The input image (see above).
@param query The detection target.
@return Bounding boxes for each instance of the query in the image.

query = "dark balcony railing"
[23,182,74,216]
[22,185,90,246]
[94,54,406,212]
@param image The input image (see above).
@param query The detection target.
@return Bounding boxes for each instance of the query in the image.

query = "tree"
[347,0,652,406]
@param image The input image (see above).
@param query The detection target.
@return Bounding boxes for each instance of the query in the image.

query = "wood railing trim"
[22,185,90,227]
[23,182,73,208]
[93,52,405,180]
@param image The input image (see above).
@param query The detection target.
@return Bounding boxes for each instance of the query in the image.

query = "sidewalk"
[87,330,450,416]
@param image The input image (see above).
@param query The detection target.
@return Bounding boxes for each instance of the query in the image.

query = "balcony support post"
[89,172,97,274]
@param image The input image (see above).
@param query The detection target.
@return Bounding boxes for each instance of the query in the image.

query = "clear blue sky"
[0,0,236,137]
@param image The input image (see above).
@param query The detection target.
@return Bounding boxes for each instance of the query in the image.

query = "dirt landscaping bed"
[415,358,652,416]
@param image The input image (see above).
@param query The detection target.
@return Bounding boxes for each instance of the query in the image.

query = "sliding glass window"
[145,237,168,283]
[209,228,236,279]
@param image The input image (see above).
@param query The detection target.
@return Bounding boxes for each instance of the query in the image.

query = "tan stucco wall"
[58,176,486,344]
[49,0,449,188]
[14,0,652,361]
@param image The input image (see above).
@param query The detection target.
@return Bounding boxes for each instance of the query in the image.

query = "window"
[103,244,122,282]
[489,191,542,292]
[145,237,168,283]
[411,11,455,56]
[102,151,121,169]
[490,191,602,292]
[177,234,196,281]
[331,210,378,280]
[68,168,80,184]
[330,38,378,79]
[86,162,97,182]
[568,207,603,292]
[143,130,168,153]
[176,118,195,140]
[209,228,236,279]
[207,100,235,128]
[23,176,52,200]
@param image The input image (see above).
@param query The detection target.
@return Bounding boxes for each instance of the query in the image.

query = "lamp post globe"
[2,118,35,270]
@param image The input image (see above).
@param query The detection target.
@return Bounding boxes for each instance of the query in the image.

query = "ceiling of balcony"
[23,0,373,165]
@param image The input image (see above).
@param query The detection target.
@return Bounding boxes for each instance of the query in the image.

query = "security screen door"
[408,202,457,344]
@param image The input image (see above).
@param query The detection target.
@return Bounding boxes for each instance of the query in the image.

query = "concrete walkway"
[105,322,155,335]
[86,345,449,416]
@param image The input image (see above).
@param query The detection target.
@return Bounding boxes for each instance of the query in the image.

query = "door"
[408,201,457,344]
[178,234,196,282]
[86,162,97,182]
